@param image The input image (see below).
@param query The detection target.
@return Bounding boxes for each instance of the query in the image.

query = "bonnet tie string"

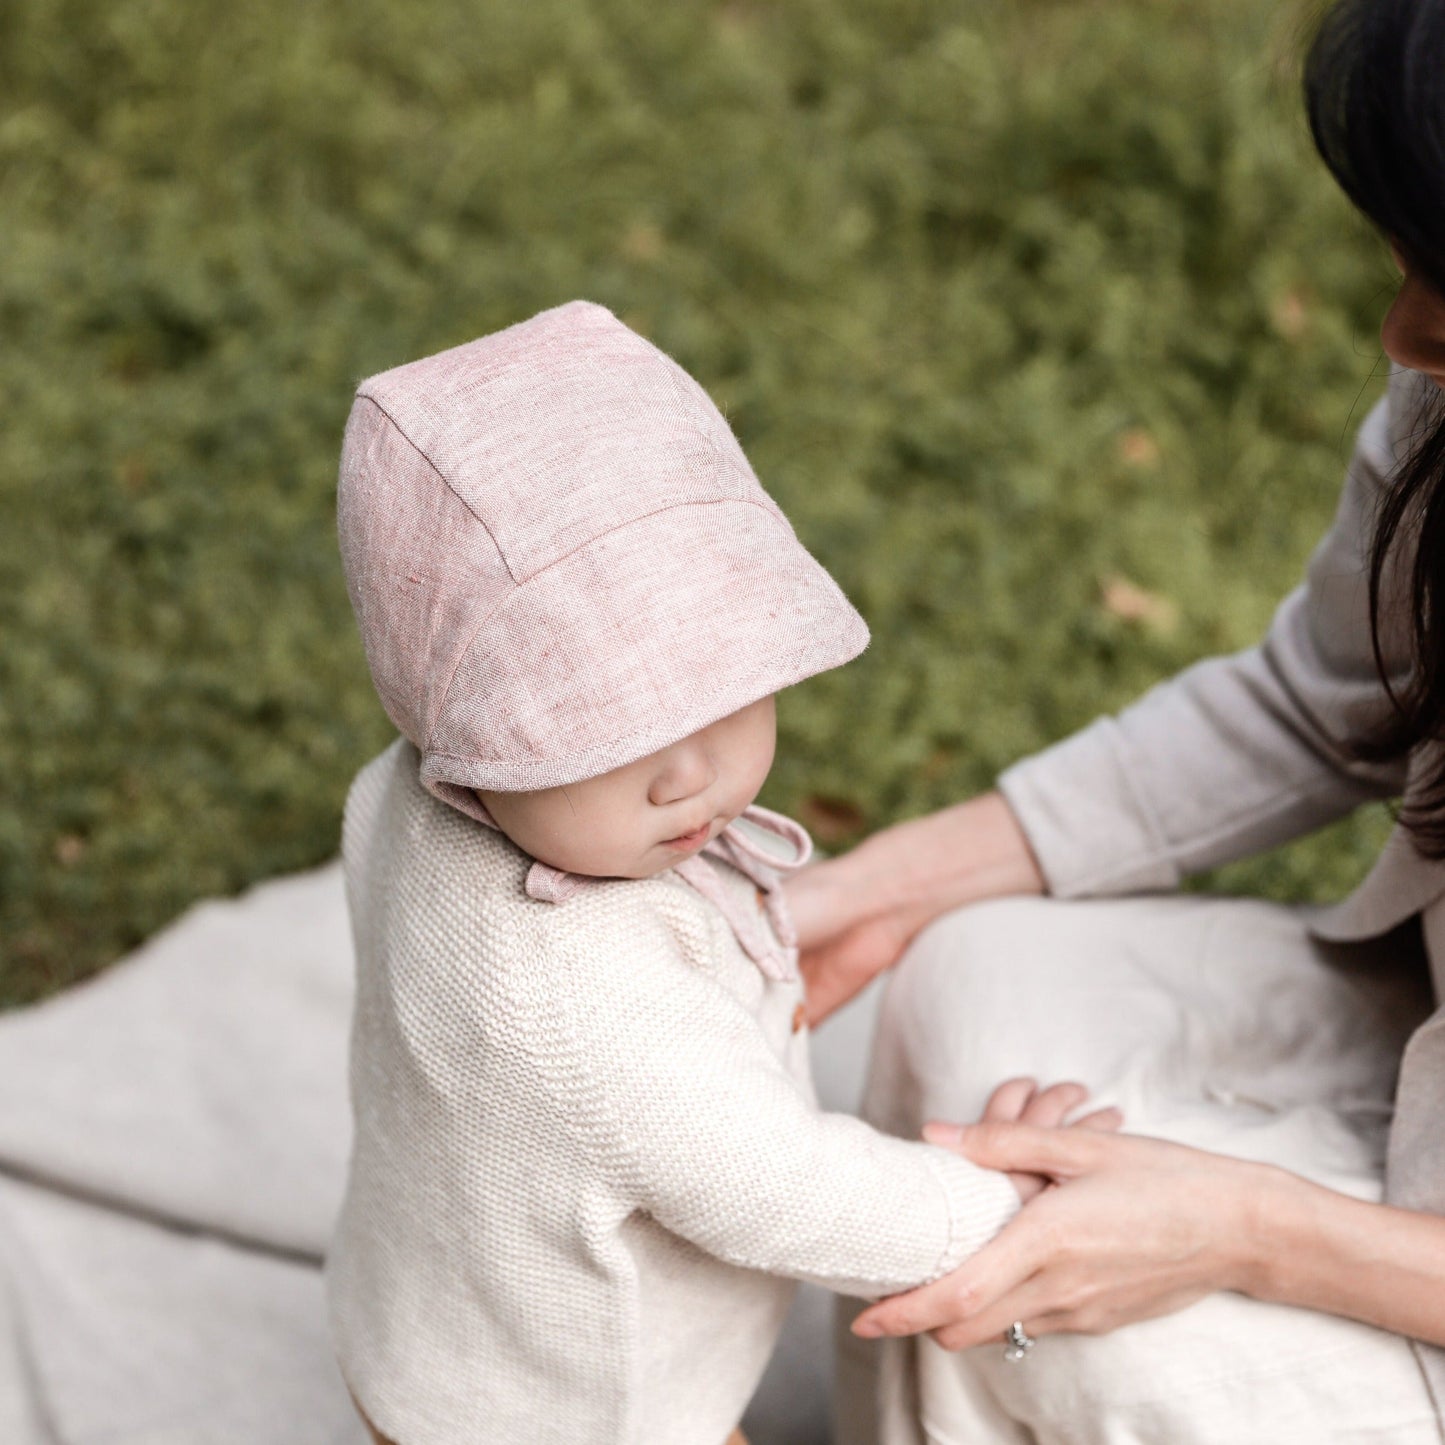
[519,803,811,982]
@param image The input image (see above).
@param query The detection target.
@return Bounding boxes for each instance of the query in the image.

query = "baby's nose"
[649,741,718,804]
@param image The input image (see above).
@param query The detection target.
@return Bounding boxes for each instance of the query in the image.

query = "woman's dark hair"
[1306,0,1445,854]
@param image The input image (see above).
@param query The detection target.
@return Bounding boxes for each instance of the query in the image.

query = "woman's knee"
[865,896,1084,1129]
[884,897,1081,1055]
[897,896,1068,1002]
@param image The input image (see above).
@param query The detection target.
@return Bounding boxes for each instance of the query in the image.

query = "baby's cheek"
[543,820,648,879]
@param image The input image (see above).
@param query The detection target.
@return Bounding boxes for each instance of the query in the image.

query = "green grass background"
[0,0,1402,1007]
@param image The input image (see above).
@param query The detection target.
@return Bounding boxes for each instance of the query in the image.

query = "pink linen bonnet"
[336,300,869,824]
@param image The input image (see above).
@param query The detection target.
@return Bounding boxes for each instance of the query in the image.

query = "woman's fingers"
[928,1287,1067,1353]
[799,905,926,1025]
[933,1304,1085,1354]
[798,940,868,1025]
[852,1212,1047,1339]
[932,1282,1212,1354]
[851,1268,1007,1341]
[859,1132,1257,1349]
[1073,1106,1124,1133]
[798,923,896,1024]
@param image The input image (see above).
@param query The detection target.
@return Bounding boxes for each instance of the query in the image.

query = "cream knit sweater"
[325,740,1019,1445]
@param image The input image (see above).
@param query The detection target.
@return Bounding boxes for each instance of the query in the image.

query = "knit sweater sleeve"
[511,898,1019,1299]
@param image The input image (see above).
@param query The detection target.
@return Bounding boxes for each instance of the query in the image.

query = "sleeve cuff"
[997,717,1181,899]
[923,1149,1022,1279]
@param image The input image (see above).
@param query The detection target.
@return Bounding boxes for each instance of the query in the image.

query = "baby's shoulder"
[546,870,723,972]
[355,752,529,900]
[342,743,730,996]
[415,874,731,1054]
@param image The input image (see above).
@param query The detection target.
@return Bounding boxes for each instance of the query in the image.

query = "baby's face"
[478,696,777,880]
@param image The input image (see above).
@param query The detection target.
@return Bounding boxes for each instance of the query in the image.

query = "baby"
[326,302,1042,1445]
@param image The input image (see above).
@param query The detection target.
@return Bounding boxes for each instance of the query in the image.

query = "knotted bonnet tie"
[475,803,813,983]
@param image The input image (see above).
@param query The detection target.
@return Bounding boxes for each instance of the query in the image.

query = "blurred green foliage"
[0,0,1400,1006]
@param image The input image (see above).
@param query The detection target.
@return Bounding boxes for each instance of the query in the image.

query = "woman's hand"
[787,792,1045,1026]
[787,856,938,1026]
[851,1124,1265,1349]
[854,1119,1445,1353]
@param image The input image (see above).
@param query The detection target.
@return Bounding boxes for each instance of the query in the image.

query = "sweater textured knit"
[326,740,1019,1445]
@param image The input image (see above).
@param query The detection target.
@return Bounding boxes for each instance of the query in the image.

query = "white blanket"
[0,866,364,1444]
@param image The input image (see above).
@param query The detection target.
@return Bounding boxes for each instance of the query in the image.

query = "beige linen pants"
[837,894,1443,1445]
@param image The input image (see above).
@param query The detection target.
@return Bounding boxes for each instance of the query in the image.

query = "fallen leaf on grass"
[1100,575,1178,632]
[619,221,665,263]
[1270,289,1310,341]
[1117,428,1160,468]
[798,795,867,845]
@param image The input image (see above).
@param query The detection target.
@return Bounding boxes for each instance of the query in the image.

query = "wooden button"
[791,1002,807,1034]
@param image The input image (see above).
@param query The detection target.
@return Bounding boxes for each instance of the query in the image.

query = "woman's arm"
[788,790,1045,1023]
[792,371,1433,1025]
[848,1123,1445,1351]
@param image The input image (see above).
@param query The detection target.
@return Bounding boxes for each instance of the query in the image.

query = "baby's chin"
[530,846,679,882]
[606,850,690,881]
[535,818,738,880]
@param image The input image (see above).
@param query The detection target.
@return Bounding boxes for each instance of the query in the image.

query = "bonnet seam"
[355,392,514,580]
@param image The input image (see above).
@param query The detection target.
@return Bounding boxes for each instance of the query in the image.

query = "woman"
[788,1,1445,1440]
